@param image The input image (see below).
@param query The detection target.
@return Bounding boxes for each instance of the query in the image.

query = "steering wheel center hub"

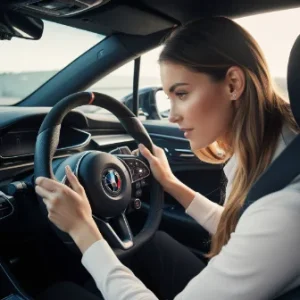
[78,151,132,218]
[102,168,122,196]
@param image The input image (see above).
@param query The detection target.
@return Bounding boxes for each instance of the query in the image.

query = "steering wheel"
[34,91,164,258]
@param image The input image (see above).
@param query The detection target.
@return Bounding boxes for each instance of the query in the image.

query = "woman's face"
[160,62,234,151]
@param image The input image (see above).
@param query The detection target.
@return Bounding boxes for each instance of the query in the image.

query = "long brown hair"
[159,17,298,257]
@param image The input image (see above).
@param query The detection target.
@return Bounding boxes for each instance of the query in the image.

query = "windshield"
[0,21,104,106]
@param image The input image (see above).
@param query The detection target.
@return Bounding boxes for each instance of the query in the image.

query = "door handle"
[164,148,196,159]
[174,148,195,158]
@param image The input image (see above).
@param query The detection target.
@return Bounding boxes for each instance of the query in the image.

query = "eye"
[175,92,188,100]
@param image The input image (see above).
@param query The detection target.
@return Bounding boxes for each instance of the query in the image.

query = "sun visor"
[5,1,177,36]
[72,5,177,35]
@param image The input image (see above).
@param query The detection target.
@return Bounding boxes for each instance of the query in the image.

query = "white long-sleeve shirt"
[82,124,300,300]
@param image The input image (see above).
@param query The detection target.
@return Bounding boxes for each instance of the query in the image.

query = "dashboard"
[0,127,91,158]
[0,107,136,181]
[0,106,153,263]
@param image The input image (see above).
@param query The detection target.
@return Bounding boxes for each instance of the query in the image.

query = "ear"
[225,66,245,102]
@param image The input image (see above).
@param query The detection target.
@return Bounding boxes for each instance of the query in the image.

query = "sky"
[1,6,300,79]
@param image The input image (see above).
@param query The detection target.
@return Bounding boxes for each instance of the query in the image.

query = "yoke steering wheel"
[34,92,164,258]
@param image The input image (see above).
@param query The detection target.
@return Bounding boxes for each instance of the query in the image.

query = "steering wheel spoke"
[94,213,134,250]
[116,154,151,184]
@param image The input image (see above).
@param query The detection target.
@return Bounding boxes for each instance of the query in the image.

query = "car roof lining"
[6,0,300,36]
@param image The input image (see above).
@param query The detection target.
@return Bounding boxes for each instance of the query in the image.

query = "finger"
[65,165,84,194]
[35,185,53,199]
[42,197,52,211]
[138,144,156,163]
[35,177,60,192]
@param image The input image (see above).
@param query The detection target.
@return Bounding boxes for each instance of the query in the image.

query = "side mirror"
[121,88,161,120]
[0,11,44,40]
[137,108,149,121]
[155,89,170,119]
[138,108,149,117]
[121,87,170,120]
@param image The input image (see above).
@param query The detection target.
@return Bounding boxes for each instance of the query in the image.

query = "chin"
[189,140,209,152]
[190,141,207,152]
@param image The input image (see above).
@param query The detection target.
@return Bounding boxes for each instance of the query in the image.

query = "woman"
[35,17,300,300]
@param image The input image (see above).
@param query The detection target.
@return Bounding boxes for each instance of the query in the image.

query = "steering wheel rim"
[34,91,164,258]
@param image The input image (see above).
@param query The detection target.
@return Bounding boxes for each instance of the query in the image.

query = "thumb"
[138,144,155,164]
[65,165,83,194]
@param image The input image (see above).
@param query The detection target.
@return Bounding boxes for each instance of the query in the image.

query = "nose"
[168,108,181,123]
[168,115,179,123]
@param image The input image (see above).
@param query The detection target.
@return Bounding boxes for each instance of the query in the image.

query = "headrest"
[287,35,300,128]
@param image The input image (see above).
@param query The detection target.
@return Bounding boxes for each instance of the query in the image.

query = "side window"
[137,8,300,121]
[80,61,134,116]
[82,7,300,119]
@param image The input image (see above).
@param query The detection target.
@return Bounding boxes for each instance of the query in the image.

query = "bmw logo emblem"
[102,169,122,196]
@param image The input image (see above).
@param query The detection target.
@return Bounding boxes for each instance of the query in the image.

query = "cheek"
[187,87,232,148]
[188,89,223,121]
[201,86,230,121]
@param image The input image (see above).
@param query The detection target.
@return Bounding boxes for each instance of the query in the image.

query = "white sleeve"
[82,190,300,300]
[82,239,158,300]
[185,192,224,234]
[176,190,300,300]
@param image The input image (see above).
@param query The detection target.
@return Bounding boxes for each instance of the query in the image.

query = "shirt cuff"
[185,192,223,234]
[82,239,122,281]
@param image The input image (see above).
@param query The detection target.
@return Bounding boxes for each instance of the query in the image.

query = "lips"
[179,128,194,138]
[180,128,194,132]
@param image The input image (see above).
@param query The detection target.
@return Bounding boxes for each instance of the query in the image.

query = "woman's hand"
[135,144,177,189]
[35,165,102,254]
[133,145,196,209]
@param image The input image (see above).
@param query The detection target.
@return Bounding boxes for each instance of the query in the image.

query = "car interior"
[1,0,300,299]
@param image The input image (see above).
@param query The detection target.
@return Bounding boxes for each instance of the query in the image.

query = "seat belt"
[241,34,300,212]
[239,134,300,299]
[240,133,300,215]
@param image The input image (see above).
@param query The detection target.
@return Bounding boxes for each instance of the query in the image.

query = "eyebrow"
[168,83,189,93]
